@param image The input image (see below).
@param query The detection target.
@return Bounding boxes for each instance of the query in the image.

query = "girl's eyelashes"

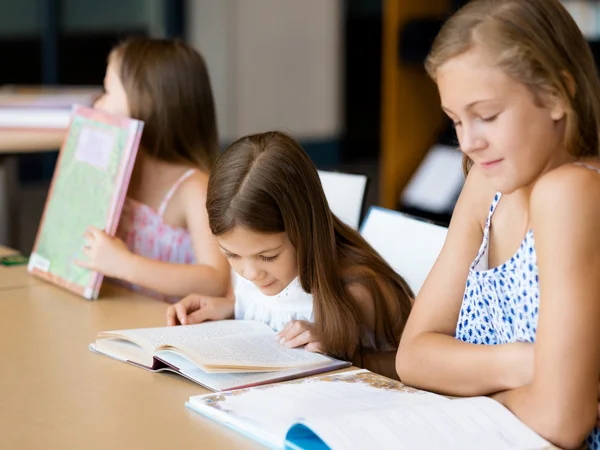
[451,114,498,128]
[481,114,498,122]
[223,252,278,262]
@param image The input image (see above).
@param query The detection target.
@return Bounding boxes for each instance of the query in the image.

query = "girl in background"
[78,38,230,302]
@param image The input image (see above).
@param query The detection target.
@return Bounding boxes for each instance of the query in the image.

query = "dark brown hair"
[206,131,413,359]
[426,0,600,173]
[110,37,219,172]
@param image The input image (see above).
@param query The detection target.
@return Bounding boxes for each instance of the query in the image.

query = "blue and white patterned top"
[455,180,600,448]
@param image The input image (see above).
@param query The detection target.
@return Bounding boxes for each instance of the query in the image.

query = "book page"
[188,370,447,448]
[99,320,274,355]
[177,333,333,371]
[155,350,349,391]
[297,396,551,450]
[92,339,154,368]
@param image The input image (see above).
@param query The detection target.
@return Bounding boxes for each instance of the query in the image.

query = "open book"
[187,369,553,450]
[90,320,350,392]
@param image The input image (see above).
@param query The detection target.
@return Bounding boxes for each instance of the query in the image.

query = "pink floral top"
[113,169,197,302]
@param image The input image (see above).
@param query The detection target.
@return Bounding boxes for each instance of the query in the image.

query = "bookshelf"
[380,0,450,209]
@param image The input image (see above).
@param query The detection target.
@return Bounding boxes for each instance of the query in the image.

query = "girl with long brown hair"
[166,131,413,379]
[76,37,230,302]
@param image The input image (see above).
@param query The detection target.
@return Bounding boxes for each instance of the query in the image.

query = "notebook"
[89,320,351,392]
[28,105,143,299]
[0,85,101,129]
[187,369,553,450]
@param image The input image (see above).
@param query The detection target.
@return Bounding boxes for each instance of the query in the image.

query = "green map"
[31,111,139,299]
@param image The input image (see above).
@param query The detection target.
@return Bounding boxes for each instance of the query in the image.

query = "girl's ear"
[549,71,575,122]
[549,96,566,121]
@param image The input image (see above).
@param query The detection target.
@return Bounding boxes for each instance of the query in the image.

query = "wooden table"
[0,280,264,449]
[0,129,64,153]
[0,246,42,290]
[0,245,17,256]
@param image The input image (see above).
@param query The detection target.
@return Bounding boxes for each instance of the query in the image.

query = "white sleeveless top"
[233,272,314,332]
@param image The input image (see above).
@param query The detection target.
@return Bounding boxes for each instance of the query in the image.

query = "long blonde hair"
[426,0,600,172]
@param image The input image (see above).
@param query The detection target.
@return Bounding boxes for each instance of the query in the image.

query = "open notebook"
[90,320,350,392]
[187,369,553,450]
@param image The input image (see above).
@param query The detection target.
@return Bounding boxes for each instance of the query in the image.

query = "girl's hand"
[75,226,132,278]
[277,320,324,353]
[166,294,234,326]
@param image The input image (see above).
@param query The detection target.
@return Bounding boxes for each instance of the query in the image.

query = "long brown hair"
[206,131,413,359]
[426,0,600,173]
[110,37,219,172]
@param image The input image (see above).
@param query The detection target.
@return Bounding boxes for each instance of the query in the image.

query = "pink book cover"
[28,104,143,299]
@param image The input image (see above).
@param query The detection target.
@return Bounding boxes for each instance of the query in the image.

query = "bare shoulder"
[451,164,497,232]
[178,169,209,203]
[175,169,210,228]
[531,162,600,221]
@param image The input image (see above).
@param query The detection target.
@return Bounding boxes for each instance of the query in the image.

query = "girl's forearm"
[122,253,229,298]
[397,333,534,396]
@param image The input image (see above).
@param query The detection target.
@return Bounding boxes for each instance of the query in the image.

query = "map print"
[201,369,428,411]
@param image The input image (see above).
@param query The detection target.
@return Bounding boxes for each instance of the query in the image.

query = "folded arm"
[397,167,535,395]
[491,166,600,449]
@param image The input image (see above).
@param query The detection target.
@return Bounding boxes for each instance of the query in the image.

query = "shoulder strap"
[470,192,502,270]
[157,169,197,216]
[574,162,600,174]
[484,192,502,234]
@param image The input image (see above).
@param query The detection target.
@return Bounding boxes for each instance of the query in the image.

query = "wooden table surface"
[0,278,265,449]
[0,246,42,290]
[0,128,65,153]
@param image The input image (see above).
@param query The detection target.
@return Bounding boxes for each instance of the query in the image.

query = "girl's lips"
[481,159,503,169]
